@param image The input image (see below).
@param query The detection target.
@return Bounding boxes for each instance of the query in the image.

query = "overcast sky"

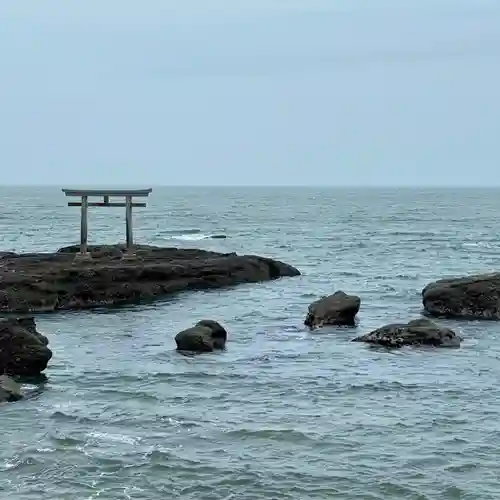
[1,0,499,186]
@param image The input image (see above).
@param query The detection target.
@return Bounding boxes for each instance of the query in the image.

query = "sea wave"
[156,228,227,241]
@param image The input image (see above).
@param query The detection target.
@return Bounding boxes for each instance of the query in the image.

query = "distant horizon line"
[1,184,500,189]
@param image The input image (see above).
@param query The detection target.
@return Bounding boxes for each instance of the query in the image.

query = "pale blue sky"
[1,0,499,186]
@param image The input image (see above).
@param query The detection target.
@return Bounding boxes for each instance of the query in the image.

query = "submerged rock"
[353,318,462,348]
[175,320,228,352]
[305,291,360,329]
[423,273,500,319]
[0,244,300,313]
[0,317,52,376]
[0,375,23,402]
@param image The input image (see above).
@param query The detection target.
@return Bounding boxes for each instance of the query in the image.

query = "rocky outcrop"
[0,244,300,314]
[353,318,462,348]
[305,291,360,329]
[175,320,228,352]
[422,273,500,319]
[0,375,23,402]
[0,317,52,376]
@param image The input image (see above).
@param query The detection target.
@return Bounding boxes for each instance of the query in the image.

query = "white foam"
[87,431,140,445]
[171,233,212,241]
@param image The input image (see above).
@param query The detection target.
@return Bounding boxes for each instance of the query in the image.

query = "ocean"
[1,186,500,499]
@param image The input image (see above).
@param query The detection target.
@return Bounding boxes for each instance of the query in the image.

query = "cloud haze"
[1,0,499,186]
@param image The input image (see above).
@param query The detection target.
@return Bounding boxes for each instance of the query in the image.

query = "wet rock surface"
[353,318,462,348]
[175,320,228,352]
[423,273,500,319]
[305,291,360,329]
[0,317,52,376]
[0,244,300,313]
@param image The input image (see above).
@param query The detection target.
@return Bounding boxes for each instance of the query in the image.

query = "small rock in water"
[175,320,228,352]
[352,318,462,348]
[305,291,360,329]
[0,317,52,376]
[0,375,23,402]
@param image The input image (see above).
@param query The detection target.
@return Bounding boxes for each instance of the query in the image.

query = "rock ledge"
[0,244,300,313]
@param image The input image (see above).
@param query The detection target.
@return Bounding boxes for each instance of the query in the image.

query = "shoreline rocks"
[305,291,360,329]
[0,244,300,314]
[175,320,228,352]
[423,273,500,320]
[353,318,462,348]
[0,317,52,376]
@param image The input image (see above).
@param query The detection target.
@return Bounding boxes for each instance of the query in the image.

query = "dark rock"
[0,251,17,260]
[0,375,23,402]
[175,320,228,352]
[304,291,360,329]
[352,318,462,348]
[0,244,300,313]
[422,273,500,319]
[0,317,52,376]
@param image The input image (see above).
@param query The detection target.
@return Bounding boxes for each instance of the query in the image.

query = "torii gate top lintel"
[62,188,152,198]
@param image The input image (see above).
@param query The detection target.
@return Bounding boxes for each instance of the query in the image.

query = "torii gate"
[62,188,152,258]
